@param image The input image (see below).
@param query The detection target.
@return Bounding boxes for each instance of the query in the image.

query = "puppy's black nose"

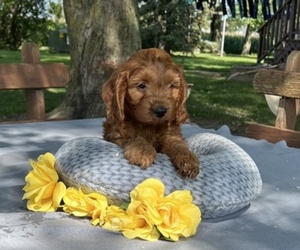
[154,106,167,118]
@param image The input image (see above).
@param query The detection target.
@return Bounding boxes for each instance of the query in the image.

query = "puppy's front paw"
[172,150,200,178]
[124,140,157,169]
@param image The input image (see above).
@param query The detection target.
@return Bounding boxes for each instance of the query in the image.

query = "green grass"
[0,89,66,120]
[185,74,275,125]
[1,48,297,130]
[173,53,257,73]
[0,47,70,65]
[172,53,282,128]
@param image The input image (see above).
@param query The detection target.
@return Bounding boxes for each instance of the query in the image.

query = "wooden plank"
[25,89,45,120]
[275,97,298,129]
[273,50,300,130]
[22,42,44,120]
[246,123,300,148]
[21,42,40,64]
[253,69,300,99]
[285,50,300,72]
[0,63,69,89]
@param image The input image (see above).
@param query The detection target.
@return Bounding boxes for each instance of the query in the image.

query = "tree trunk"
[241,23,252,55]
[210,6,222,44]
[48,0,141,119]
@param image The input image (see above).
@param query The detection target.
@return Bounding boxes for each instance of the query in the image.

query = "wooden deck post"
[21,42,45,120]
[246,51,300,148]
[275,51,300,130]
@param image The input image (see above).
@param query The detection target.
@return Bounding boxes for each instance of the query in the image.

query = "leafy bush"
[224,35,259,55]
[199,33,259,55]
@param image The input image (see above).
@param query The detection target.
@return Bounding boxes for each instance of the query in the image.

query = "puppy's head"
[101,48,189,125]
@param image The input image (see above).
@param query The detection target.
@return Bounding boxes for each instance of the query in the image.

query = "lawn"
[173,53,284,131]
[0,48,293,132]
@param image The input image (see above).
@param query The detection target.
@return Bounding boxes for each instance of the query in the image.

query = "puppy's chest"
[135,125,168,147]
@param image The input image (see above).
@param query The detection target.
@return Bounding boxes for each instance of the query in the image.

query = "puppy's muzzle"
[153,106,167,118]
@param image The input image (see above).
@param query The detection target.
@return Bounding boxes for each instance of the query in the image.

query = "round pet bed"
[55,133,262,219]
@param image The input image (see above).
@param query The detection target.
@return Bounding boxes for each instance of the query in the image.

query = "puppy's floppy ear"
[175,67,189,125]
[101,71,128,122]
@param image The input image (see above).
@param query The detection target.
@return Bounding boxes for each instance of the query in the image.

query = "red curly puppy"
[101,48,199,178]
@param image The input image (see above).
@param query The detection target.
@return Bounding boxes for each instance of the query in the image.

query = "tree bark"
[48,0,141,119]
[241,23,252,55]
[210,6,222,44]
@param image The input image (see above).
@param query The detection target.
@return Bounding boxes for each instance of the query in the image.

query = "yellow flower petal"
[122,223,160,242]
[63,188,108,218]
[155,193,201,241]
[103,205,160,241]
[52,182,67,209]
[166,190,193,204]
[40,153,56,168]
[130,178,165,202]
[23,153,65,212]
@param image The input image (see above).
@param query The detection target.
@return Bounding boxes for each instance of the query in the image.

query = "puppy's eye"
[137,82,147,89]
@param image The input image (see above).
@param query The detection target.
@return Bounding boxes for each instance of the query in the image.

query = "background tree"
[240,19,264,55]
[0,0,48,50]
[48,0,141,119]
[227,14,264,55]
[48,0,66,30]
[210,5,223,44]
[139,0,203,53]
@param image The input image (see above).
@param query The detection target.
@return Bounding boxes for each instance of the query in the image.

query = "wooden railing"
[257,0,300,65]
[0,42,69,120]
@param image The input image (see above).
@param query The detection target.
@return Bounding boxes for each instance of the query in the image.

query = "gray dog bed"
[55,133,262,219]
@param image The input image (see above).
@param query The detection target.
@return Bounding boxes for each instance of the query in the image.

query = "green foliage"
[0,0,49,50]
[196,33,259,55]
[138,0,206,53]
[48,0,66,30]
[226,17,264,34]
[224,35,258,54]
[224,35,244,54]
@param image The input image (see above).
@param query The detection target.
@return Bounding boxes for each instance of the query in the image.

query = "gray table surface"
[0,118,299,250]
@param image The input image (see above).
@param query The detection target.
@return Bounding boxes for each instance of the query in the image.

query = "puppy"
[101,48,199,178]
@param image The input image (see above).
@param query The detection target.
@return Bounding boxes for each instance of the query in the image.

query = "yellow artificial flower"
[129,178,164,225]
[23,153,201,242]
[22,153,66,212]
[126,178,201,241]
[130,178,165,202]
[103,205,160,241]
[63,187,108,223]
[156,190,202,241]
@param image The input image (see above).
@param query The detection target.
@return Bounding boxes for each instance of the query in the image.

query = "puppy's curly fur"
[101,48,199,178]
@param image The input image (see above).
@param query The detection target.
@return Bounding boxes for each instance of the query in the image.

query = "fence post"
[21,42,45,120]
[275,51,300,129]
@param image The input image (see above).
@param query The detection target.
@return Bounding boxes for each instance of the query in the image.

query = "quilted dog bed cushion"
[55,133,262,219]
